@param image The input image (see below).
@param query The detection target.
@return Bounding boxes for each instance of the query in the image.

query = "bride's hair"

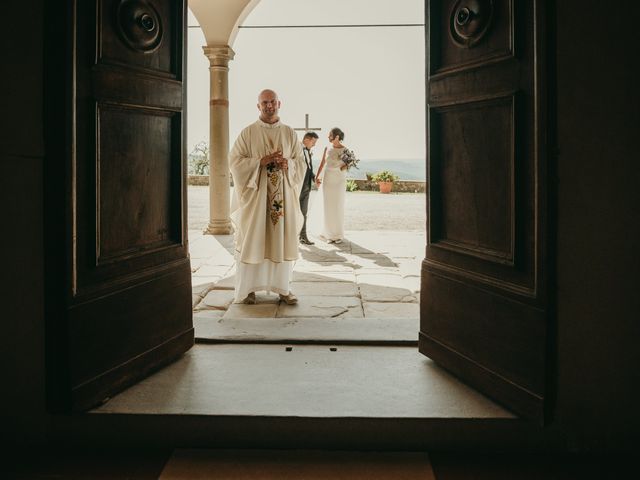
[330,127,345,141]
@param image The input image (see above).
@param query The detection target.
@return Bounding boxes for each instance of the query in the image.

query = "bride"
[315,127,347,244]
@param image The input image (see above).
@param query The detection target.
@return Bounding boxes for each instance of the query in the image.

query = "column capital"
[202,45,235,67]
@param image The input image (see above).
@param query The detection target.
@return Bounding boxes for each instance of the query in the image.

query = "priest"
[229,89,305,305]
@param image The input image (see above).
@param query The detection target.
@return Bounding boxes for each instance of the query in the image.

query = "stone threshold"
[92,345,514,419]
[194,316,419,345]
[58,344,553,450]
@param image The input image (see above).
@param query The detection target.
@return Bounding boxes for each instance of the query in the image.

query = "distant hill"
[345,159,426,181]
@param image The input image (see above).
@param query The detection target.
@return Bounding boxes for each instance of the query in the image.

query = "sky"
[187,0,425,161]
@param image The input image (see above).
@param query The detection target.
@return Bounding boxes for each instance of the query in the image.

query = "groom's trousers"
[299,168,313,239]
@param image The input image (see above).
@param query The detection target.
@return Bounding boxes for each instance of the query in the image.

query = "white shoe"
[334,239,343,244]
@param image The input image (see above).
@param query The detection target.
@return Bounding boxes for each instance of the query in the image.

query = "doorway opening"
[186,0,427,345]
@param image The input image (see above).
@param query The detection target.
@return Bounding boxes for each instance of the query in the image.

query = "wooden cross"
[293,113,321,132]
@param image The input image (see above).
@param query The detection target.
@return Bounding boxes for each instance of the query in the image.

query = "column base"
[204,220,233,235]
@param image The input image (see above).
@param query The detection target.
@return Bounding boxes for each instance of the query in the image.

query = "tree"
[188,141,209,175]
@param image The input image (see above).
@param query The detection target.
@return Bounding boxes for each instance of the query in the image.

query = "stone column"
[203,45,235,235]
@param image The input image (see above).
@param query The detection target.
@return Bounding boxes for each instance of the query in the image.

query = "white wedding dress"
[320,147,346,241]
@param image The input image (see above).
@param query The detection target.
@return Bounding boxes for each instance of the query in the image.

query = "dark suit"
[299,146,314,240]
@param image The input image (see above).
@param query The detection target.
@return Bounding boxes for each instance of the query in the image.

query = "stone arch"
[189,0,261,47]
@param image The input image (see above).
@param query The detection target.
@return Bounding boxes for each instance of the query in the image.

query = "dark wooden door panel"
[47,0,192,412]
[420,0,549,421]
[68,267,192,405]
[433,96,514,260]
[97,105,179,262]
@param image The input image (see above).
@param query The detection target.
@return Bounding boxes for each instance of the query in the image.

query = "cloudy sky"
[187,0,425,161]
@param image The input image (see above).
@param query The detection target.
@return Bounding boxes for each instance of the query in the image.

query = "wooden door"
[45,0,192,412]
[420,0,550,421]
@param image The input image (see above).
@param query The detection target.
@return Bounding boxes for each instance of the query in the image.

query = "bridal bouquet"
[340,148,360,171]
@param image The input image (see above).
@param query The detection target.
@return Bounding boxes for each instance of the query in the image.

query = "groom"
[299,131,319,245]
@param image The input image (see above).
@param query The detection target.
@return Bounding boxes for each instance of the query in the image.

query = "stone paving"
[188,187,425,342]
[189,230,425,343]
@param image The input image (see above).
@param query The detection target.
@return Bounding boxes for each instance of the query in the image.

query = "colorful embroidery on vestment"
[266,162,284,225]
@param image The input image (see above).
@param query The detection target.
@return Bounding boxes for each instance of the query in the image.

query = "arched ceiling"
[189,0,261,47]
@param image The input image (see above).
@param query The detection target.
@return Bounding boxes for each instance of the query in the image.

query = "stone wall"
[349,179,426,193]
[188,175,210,186]
[188,175,426,193]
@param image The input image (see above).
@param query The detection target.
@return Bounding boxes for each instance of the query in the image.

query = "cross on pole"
[294,113,322,133]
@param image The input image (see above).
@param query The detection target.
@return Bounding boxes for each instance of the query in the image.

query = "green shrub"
[346,180,359,192]
[371,170,399,182]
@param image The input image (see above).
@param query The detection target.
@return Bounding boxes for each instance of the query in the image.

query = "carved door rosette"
[449,0,494,48]
[115,0,163,53]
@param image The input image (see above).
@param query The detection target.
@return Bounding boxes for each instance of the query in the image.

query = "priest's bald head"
[257,89,281,124]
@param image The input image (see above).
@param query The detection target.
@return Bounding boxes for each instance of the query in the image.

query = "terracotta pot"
[378,181,393,194]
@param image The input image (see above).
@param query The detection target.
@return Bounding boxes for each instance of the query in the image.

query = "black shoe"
[299,237,315,245]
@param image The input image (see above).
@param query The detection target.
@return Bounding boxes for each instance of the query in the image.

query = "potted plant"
[371,170,399,194]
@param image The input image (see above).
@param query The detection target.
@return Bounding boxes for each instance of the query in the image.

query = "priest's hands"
[260,150,288,171]
[277,157,288,171]
[260,151,280,166]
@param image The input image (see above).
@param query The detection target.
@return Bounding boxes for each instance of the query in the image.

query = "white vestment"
[229,119,305,302]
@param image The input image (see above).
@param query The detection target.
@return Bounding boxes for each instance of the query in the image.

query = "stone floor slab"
[346,231,426,258]
[192,294,202,309]
[188,236,226,259]
[202,254,235,267]
[346,253,399,269]
[396,259,423,278]
[359,284,418,303]
[192,276,222,287]
[198,290,236,310]
[293,262,354,273]
[350,244,384,255]
[356,273,406,287]
[277,295,363,318]
[195,264,234,277]
[363,302,420,318]
[298,248,349,263]
[354,267,402,276]
[291,271,356,283]
[223,303,278,320]
[213,275,236,290]
[192,282,215,297]
[190,257,210,272]
[194,309,225,320]
[290,281,358,297]
[402,276,421,293]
